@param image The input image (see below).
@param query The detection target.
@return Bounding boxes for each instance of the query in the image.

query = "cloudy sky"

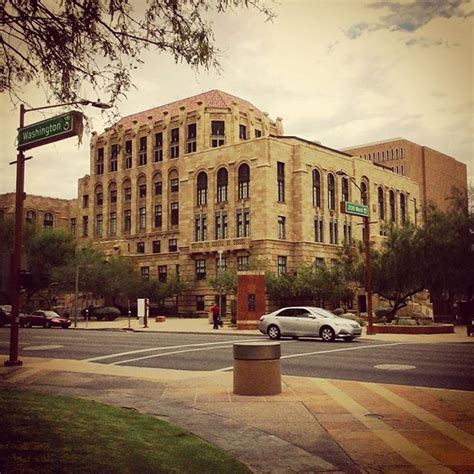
[1,0,472,199]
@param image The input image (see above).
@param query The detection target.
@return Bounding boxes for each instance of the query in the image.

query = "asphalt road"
[1,328,473,391]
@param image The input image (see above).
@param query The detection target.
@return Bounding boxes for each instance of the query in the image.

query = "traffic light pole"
[5,104,26,367]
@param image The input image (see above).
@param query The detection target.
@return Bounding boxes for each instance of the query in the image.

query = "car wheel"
[320,326,335,342]
[343,336,354,342]
[25,321,32,328]
[267,325,281,340]
[44,321,51,329]
[63,325,69,329]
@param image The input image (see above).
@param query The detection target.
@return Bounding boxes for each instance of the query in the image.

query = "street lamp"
[336,170,375,335]
[4,99,111,367]
[218,249,224,323]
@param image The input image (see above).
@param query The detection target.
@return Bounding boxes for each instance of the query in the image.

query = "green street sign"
[18,111,83,151]
[340,201,370,217]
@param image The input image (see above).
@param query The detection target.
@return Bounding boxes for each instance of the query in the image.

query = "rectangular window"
[141,266,149,281]
[110,144,118,172]
[211,120,225,147]
[110,189,117,204]
[194,215,207,242]
[83,195,89,208]
[139,136,147,165]
[214,212,228,240]
[137,242,145,254]
[139,207,146,230]
[278,216,286,239]
[95,214,103,236]
[158,265,167,282]
[329,220,339,244]
[82,216,88,237]
[314,217,324,243]
[255,129,262,138]
[196,295,205,311]
[236,209,250,237]
[154,205,162,228]
[124,187,132,202]
[96,147,104,175]
[170,127,179,158]
[96,192,103,206]
[169,238,178,252]
[154,132,163,162]
[216,257,227,272]
[277,161,285,203]
[170,202,179,226]
[170,178,179,193]
[70,218,76,236]
[139,184,146,199]
[315,257,325,267]
[125,140,132,168]
[239,124,247,140]
[237,256,249,271]
[124,209,131,233]
[278,256,287,275]
[343,222,352,244]
[152,240,161,254]
[154,180,162,196]
[109,212,117,236]
[187,123,197,153]
[196,259,206,280]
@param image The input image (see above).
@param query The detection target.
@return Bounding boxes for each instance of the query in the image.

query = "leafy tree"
[209,268,237,295]
[2,0,274,106]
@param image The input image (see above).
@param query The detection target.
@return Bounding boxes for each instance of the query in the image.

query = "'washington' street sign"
[340,201,370,217]
[18,111,83,151]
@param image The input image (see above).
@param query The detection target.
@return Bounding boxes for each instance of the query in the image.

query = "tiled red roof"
[114,90,269,131]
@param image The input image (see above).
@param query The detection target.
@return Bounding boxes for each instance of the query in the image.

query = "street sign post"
[340,201,369,217]
[18,111,83,151]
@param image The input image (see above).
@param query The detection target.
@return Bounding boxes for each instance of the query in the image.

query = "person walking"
[211,304,220,330]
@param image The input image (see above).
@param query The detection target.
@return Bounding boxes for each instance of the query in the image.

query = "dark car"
[467,317,474,337]
[20,310,71,329]
[80,306,121,321]
[0,305,12,327]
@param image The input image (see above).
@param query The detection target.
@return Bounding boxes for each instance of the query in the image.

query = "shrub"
[340,313,366,326]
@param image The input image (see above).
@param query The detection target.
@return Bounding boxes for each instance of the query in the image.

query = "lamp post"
[4,99,111,367]
[218,249,224,322]
[336,170,375,335]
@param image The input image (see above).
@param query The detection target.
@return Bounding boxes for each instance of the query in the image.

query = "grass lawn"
[0,388,251,473]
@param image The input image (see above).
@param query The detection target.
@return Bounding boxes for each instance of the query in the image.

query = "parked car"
[20,310,71,329]
[0,305,12,327]
[467,317,474,337]
[258,306,362,342]
[80,306,121,321]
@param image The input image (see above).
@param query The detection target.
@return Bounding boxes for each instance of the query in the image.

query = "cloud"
[344,0,473,39]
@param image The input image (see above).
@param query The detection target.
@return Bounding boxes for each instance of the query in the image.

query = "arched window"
[400,193,406,224]
[123,179,132,202]
[238,163,250,200]
[95,185,103,206]
[341,177,349,202]
[108,182,117,204]
[44,212,53,229]
[197,171,208,206]
[217,168,228,203]
[312,169,321,207]
[378,187,385,220]
[361,182,368,205]
[327,174,335,210]
[169,169,179,193]
[26,210,36,224]
[153,172,162,196]
[137,175,147,199]
[389,190,395,222]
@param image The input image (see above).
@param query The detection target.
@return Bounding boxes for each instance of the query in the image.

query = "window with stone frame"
[170,177,179,193]
[138,207,146,230]
[170,127,179,158]
[196,295,205,311]
[278,215,286,239]
[70,218,76,236]
[237,255,249,271]
[44,212,54,230]
[154,178,163,196]
[158,265,167,282]
[139,136,147,166]
[154,205,162,228]
[277,256,287,275]
[82,216,88,236]
[124,140,132,169]
[26,210,36,224]
[389,190,396,222]
[140,266,149,280]
[341,177,350,202]
[239,124,247,140]
[216,168,228,203]
[400,193,406,224]
[95,214,103,236]
[170,202,179,226]
[168,238,178,252]
[238,163,250,200]
[314,217,324,243]
[197,172,208,206]
[196,259,206,280]
[137,242,145,254]
[327,174,336,210]
[215,212,228,240]
[194,214,207,242]
[110,144,118,172]
[152,240,161,253]
[378,187,385,221]
[329,220,338,244]
[277,162,285,203]
[123,209,131,233]
[96,147,104,175]
[343,222,352,244]
[154,132,163,162]
[187,123,197,153]
[109,212,117,236]
[236,209,250,237]
[211,120,225,147]
[312,169,321,207]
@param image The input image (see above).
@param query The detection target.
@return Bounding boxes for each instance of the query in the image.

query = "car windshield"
[312,308,338,319]
[43,311,60,318]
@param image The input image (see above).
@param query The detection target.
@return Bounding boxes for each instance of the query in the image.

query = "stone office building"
[75,90,419,314]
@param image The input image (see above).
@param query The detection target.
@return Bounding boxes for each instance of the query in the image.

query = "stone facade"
[343,138,467,212]
[75,90,420,314]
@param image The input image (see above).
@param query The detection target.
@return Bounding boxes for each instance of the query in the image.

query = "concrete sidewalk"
[2,319,473,472]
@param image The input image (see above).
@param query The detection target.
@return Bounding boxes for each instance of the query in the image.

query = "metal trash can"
[233,341,281,395]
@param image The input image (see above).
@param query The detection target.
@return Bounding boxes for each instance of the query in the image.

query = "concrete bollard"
[233,342,281,396]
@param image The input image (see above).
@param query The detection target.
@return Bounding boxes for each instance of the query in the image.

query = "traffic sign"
[340,201,369,217]
[18,111,83,151]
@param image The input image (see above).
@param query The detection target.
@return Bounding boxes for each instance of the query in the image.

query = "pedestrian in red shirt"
[211,304,220,330]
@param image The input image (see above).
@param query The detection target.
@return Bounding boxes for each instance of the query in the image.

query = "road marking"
[84,339,257,362]
[23,345,64,350]
[112,345,234,365]
[363,383,474,452]
[374,364,416,371]
[317,379,454,473]
[215,341,409,372]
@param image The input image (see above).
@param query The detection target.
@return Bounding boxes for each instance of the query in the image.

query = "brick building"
[343,138,467,212]
[75,90,419,314]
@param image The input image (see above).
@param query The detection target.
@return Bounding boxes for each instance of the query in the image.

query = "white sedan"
[258,306,362,342]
